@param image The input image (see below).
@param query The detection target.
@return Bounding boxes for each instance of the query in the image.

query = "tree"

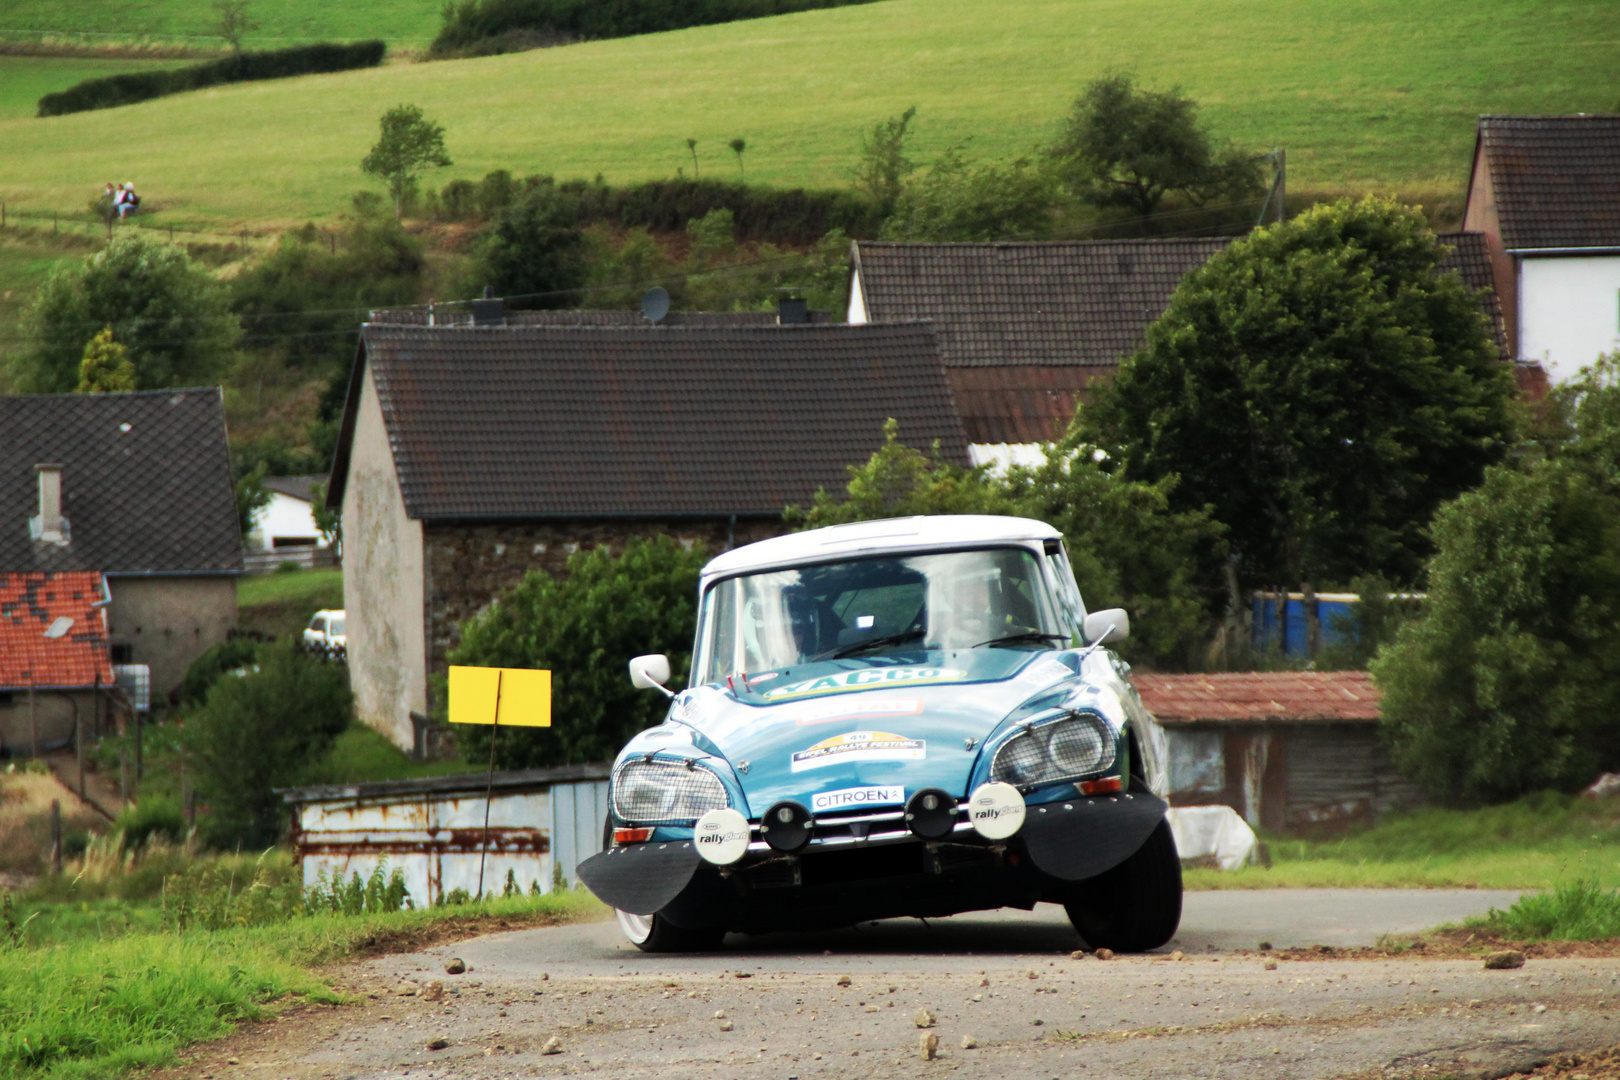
[880,146,1052,242]
[853,106,917,214]
[1375,357,1620,802]
[1050,73,1264,227]
[447,537,709,769]
[234,463,271,542]
[361,104,452,219]
[792,420,1223,666]
[1081,197,1516,590]
[309,479,342,554]
[476,183,587,305]
[685,137,700,178]
[17,234,237,394]
[186,641,353,848]
[75,327,135,392]
[212,0,259,56]
[728,137,747,180]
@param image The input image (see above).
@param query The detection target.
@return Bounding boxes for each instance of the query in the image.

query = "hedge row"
[431,0,882,54]
[38,41,387,117]
[433,174,882,245]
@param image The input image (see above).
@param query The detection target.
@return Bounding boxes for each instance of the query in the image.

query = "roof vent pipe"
[30,463,70,545]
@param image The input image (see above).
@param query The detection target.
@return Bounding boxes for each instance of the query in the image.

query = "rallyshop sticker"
[791,731,926,772]
[811,785,906,813]
[763,667,967,702]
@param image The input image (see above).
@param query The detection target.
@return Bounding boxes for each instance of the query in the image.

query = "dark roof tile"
[1477,115,1620,250]
[1436,231,1511,360]
[0,389,242,574]
[339,323,967,520]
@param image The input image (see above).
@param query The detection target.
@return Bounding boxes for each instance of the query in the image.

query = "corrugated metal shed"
[281,763,610,905]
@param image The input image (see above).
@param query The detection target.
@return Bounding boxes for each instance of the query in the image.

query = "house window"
[0,692,13,707]
[111,644,134,663]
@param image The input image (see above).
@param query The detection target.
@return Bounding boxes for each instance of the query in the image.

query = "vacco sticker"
[791,730,926,772]
[762,667,967,702]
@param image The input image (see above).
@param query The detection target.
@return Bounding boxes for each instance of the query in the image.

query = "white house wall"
[847,268,869,324]
[1519,255,1620,383]
[343,365,427,748]
[248,492,326,550]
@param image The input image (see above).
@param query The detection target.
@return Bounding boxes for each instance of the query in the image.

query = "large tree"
[361,104,451,219]
[476,183,587,305]
[1050,73,1265,227]
[18,235,237,393]
[1081,197,1516,589]
[1374,358,1620,802]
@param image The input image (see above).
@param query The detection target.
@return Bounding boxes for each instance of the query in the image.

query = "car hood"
[643,648,1107,816]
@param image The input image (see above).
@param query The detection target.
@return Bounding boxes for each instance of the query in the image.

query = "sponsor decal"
[791,696,924,726]
[791,730,926,772]
[810,785,906,813]
[694,808,750,864]
[748,671,780,683]
[763,667,967,701]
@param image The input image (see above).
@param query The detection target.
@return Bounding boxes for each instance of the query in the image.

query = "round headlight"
[612,758,730,823]
[990,711,1114,789]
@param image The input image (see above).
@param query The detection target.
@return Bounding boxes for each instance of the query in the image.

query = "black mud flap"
[1020,792,1168,882]
[576,841,703,915]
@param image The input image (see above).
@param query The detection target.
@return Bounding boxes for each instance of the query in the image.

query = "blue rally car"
[576,515,1181,952]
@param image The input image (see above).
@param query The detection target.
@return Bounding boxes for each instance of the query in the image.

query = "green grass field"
[0,0,442,50]
[0,0,1612,231]
[0,56,189,120]
[237,567,342,638]
[1184,792,1620,891]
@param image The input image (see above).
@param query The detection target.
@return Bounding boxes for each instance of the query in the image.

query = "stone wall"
[105,575,237,701]
[421,517,783,712]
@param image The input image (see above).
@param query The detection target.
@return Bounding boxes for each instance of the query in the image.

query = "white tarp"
[1166,804,1260,871]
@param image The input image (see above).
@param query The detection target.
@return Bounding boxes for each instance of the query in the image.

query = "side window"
[309,616,325,634]
[1044,544,1087,643]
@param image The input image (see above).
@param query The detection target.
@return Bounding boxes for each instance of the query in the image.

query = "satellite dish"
[640,286,671,325]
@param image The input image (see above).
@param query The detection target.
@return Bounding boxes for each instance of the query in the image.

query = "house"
[1464,114,1620,382]
[0,571,115,756]
[0,390,242,702]
[244,475,336,572]
[847,235,1515,456]
[1135,671,1421,829]
[326,321,969,749]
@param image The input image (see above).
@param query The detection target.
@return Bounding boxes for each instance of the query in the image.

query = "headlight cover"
[613,758,731,824]
[990,710,1115,790]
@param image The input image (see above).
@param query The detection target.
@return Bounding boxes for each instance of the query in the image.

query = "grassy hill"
[0,0,1612,232]
[0,57,190,121]
[0,0,442,50]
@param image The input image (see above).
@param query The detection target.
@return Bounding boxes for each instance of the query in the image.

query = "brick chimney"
[30,463,70,545]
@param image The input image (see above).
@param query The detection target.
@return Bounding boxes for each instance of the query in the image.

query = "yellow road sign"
[448,666,552,727]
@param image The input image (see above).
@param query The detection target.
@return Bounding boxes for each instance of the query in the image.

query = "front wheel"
[1062,816,1182,952]
[615,908,726,952]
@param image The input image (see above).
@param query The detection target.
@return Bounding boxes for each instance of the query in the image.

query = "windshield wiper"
[972,631,1070,649]
[821,628,927,660]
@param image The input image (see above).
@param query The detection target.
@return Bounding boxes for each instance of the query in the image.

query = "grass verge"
[1185,791,1620,891]
[1,889,605,1080]
[236,567,342,639]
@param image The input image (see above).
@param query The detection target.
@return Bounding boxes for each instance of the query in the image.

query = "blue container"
[1250,592,1361,656]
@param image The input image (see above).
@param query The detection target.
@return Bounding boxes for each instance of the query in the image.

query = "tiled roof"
[263,475,322,502]
[368,308,829,327]
[1134,671,1381,724]
[333,323,968,520]
[1475,116,1620,250]
[0,571,114,690]
[852,239,1231,368]
[946,367,1107,444]
[1436,231,1511,360]
[0,389,242,575]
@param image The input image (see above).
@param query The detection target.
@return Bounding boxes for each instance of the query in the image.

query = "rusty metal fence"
[281,763,610,905]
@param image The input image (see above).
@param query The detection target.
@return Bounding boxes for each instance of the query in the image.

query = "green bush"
[17,234,238,393]
[475,183,588,305]
[431,0,881,56]
[303,861,411,915]
[178,637,264,709]
[446,537,707,768]
[113,794,186,849]
[1375,359,1620,802]
[38,41,386,117]
[185,642,353,849]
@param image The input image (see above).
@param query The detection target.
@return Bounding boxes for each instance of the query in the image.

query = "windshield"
[696,547,1066,684]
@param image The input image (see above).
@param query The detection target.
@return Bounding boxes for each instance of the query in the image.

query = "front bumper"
[575,791,1167,919]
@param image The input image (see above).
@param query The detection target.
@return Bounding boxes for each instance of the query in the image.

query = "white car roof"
[701,515,1062,581]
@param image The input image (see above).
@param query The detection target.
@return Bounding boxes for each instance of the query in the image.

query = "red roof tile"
[1134,671,1380,724]
[0,572,113,690]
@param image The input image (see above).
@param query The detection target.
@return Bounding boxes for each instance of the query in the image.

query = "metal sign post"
[477,670,503,901]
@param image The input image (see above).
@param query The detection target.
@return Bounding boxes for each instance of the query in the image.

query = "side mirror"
[629,654,673,695]
[1083,608,1130,645]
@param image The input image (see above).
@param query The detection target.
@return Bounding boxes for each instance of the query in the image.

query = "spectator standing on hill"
[117,183,140,219]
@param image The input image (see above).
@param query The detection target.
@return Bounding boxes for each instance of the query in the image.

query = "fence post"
[1303,582,1319,659]
[29,686,38,758]
[78,674,89,799]
[51,800,62,875]
[119,741,128,808]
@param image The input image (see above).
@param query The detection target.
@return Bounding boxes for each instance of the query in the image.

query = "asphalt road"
[185,891,1620,1080]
